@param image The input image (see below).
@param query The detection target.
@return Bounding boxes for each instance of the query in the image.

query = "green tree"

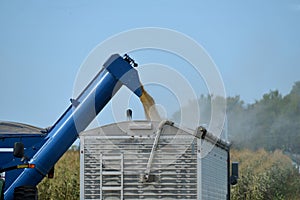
[231,149,300,200]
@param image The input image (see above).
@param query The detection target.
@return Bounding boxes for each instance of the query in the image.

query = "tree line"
[173,81,300,156]
[227,81,300,156]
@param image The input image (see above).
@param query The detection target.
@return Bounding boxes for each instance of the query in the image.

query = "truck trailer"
[80,120,234,200]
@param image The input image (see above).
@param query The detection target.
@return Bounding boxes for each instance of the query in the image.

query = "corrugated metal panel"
[199,140,228,200]
[80,121,229,200]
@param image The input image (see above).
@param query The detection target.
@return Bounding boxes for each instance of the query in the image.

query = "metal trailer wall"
[198,140,229,199]
[80,121,229,200]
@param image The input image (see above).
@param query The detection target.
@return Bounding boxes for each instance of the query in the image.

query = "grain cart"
[80,120,238,200]
[0,54,143,200]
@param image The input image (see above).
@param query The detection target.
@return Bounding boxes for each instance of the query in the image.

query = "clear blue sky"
[0,0,300,128]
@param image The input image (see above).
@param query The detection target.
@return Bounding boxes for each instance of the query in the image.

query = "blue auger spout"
[4,54,142,200]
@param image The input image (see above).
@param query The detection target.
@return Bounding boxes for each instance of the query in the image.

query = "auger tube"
[4,54,142,200]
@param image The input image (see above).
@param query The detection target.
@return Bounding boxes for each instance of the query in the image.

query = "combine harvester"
[0,54,238,200]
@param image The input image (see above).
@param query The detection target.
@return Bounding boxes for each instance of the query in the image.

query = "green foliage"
[173,81,300,154]
[231,149,300,200]
[227,81,300,154]
[38,150,80,200]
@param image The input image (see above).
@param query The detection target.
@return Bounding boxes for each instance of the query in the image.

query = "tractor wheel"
[14,185,38,200]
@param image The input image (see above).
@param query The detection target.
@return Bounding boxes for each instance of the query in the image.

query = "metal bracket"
[70,98,80,107]
[194,126,207,139]
[123,54,138,67]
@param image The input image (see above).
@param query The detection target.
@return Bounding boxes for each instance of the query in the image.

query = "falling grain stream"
[139,86,161,121]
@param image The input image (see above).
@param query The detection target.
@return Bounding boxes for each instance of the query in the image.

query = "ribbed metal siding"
[80,122,229,200]
[200,140,228,200]
[81,125,197,200]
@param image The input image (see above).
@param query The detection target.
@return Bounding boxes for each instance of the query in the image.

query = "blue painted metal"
[104,54,142,97]
[0,122,46,191]
[0,133,45,191]
[4,54,142,199]
[0,134,45,167]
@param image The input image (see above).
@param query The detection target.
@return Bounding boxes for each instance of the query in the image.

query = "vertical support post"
[79,138,85,200]
[120,152,124,200]
[100,153,103,200]
[227,150,230,200]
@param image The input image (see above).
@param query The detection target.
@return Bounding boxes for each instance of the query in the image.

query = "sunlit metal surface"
[80,121,229,200]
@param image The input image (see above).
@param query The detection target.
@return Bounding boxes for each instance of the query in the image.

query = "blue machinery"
[1,54,143,200]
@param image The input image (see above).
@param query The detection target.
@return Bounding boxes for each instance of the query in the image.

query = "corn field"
[38,150,80,200]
